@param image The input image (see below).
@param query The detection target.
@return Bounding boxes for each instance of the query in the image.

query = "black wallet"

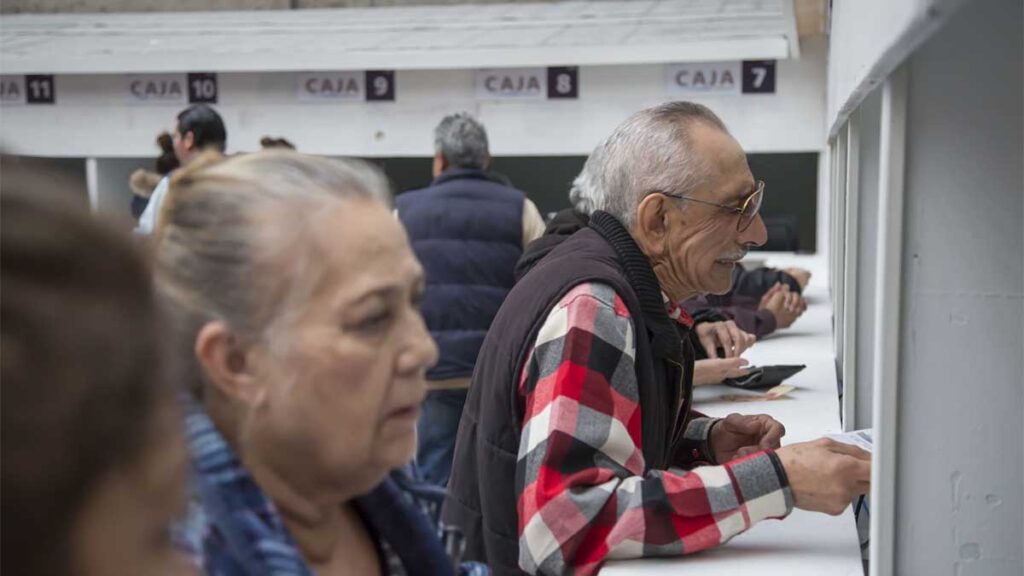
[723,364,806,389]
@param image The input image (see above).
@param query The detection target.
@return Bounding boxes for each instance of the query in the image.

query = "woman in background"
[130,131,181,219]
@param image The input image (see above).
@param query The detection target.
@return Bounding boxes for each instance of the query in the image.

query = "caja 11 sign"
[0,75,56,105]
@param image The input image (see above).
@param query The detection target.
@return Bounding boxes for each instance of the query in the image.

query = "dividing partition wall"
[827,0,1023,574]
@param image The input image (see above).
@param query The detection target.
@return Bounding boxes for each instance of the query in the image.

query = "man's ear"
[431,153,447,179]
[633,193,672,258]
[183,130,196,152]
[194,322,261,405]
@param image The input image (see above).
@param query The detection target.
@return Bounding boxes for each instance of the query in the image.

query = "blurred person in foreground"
[154,150,486,575]
[136,103,227,234]
[444,102,871,575]
[1,158,192,576]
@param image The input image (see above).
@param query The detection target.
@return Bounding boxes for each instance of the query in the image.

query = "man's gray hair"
[434,113,490,170]
[569,143,604,215]
[572,101,728,230]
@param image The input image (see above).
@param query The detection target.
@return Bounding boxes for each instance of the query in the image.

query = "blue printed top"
[180,400,487,576]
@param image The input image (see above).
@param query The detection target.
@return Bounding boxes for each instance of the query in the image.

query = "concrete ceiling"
[0,0,803,74]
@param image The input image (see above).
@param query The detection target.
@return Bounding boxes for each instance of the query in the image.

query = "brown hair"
[260,136,296,150]
[0,157,169,575]
[155,131,180,175]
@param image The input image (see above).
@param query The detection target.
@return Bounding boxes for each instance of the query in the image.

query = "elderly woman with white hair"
[155,150,486,576]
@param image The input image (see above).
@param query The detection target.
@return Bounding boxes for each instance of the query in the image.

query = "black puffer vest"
[396,169,525,380]
[443,211,701,575]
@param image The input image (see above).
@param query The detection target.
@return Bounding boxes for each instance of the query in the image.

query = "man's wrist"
[724,450,795,521]
[756,308,778,335]
[679,416,721,466]
[703,418,722,465]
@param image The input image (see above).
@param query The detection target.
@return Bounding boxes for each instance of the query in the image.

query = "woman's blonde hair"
[154,150,391,397]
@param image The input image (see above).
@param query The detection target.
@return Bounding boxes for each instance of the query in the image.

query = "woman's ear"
[633,193,671,258]
[194,322,262,405]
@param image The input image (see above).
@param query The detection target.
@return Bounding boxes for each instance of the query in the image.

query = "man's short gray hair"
[572,101,728,230]
[569,144,603,215]
[434,113,490,170]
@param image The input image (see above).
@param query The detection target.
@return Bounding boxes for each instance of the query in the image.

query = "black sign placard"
[25,75,55,104]
[547,66,578,99]
[187,73,218,103]
[742,60,776,94]
[365,70,395,102]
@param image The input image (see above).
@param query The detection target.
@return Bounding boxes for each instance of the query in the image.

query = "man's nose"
[739,213,768,247]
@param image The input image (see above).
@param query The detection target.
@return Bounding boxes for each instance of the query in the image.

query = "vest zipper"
[665,357,687,453]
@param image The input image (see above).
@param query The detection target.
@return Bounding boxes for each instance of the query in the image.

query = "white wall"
[893,0,1023,573]
[828,0,1022,572]
[853,86,881,430]
[826,0,962,136]
[93,157,151,218]
[0,37,827,158]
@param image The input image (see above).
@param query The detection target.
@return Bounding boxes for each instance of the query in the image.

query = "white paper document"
[826,428,873,453]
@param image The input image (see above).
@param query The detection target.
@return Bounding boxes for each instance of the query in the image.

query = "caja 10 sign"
[124,73,219,105]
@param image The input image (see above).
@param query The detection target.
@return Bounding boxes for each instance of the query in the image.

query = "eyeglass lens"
[738,183,764,232]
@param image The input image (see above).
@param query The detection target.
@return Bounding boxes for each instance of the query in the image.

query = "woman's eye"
[355,310,392,332]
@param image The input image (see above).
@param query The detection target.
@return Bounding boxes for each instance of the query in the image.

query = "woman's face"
[248,199,438,498]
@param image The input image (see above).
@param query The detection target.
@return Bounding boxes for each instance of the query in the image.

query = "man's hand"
[775,438,871,515]
[693,358,750,386]
[784,267,812,290]
[759,283,807,329]
[709,413,786,463]
[695,320,756,358]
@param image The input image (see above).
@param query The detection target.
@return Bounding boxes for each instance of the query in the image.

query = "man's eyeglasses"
[660,180,765,232]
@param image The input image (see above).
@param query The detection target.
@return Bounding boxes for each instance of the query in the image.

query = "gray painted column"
[854,87,882,432]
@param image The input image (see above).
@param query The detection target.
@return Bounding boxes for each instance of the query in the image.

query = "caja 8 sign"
[547,67,578,99]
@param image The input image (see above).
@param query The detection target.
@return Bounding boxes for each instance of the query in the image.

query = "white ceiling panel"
[0,0,798,74]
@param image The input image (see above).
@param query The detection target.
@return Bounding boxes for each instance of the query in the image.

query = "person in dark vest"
[396,113,545,487]
[443,102,871,575]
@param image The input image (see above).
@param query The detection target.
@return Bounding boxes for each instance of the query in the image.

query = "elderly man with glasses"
[444,102,871,576]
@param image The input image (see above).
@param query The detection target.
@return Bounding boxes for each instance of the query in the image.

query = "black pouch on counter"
[723,364,806,389]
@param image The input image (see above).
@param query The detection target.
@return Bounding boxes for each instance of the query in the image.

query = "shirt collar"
[662,291,695,328]
[431,167,491,186]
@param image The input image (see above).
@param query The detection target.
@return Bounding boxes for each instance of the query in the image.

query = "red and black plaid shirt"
[515,282,792,575]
